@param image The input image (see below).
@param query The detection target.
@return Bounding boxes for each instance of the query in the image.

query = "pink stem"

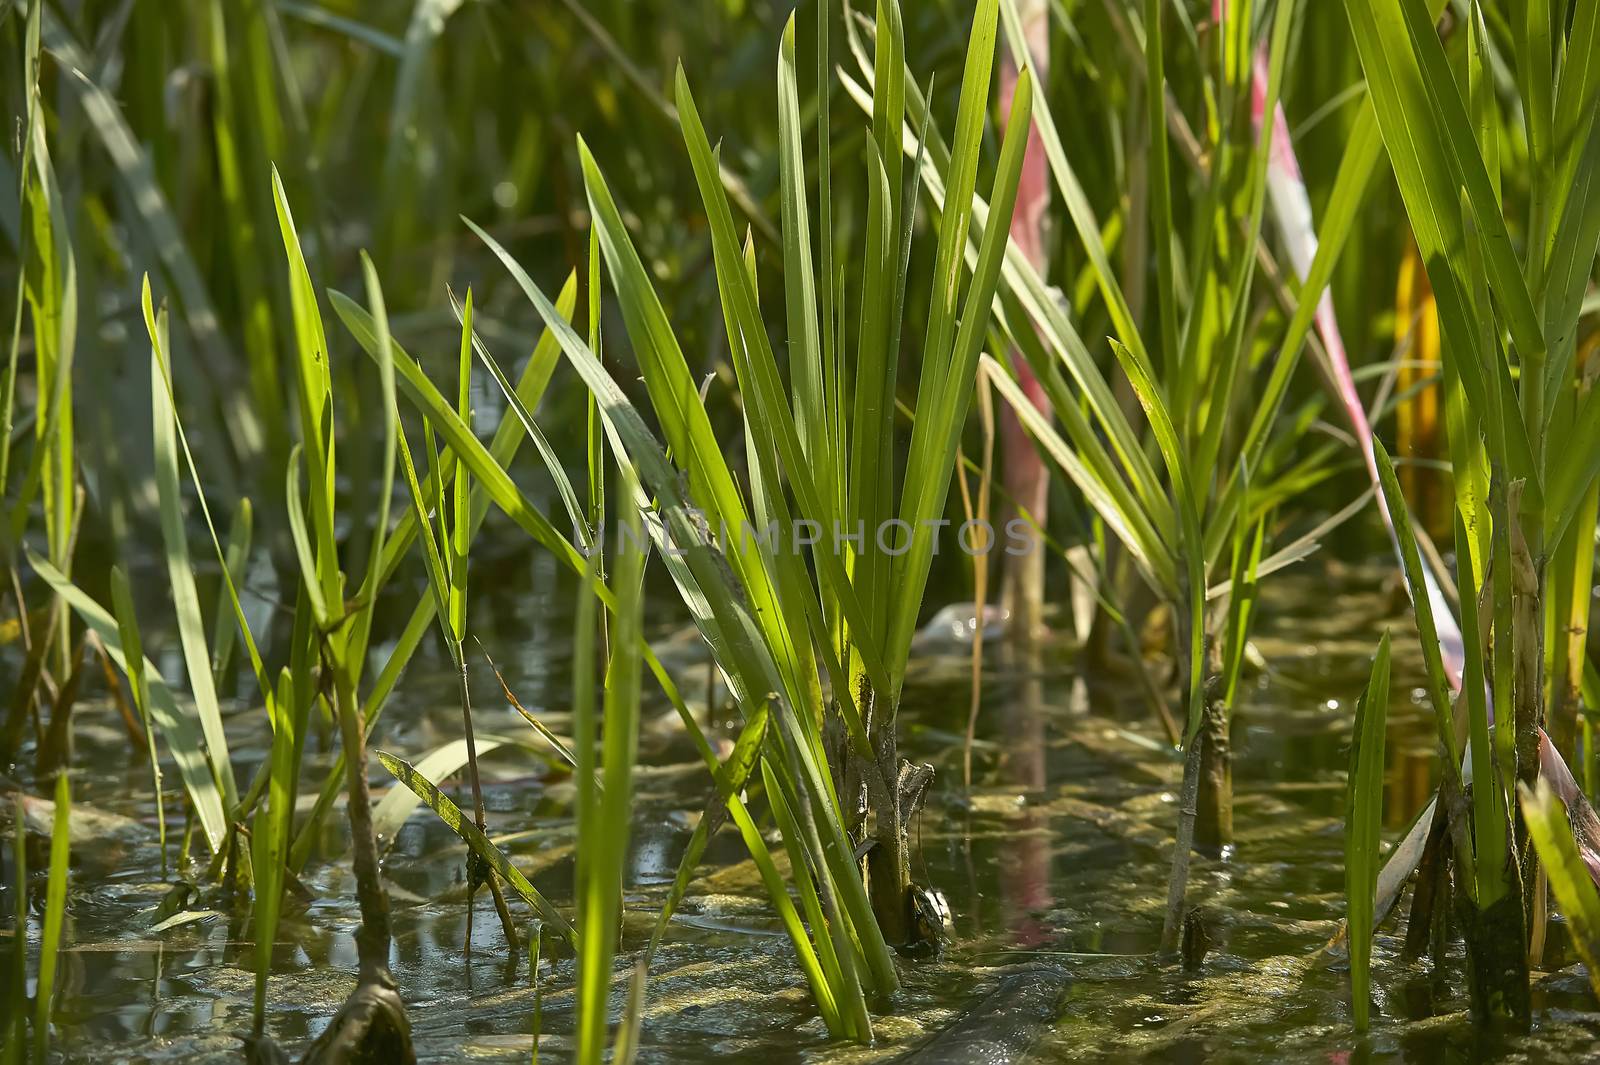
[999,3,1052,613]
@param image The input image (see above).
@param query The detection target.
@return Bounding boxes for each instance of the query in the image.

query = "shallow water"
[6,553,1600,1063]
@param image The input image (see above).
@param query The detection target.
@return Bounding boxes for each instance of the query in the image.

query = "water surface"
[7,555,1600,1062]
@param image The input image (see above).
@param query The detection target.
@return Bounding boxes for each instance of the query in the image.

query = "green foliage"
[5,0,1600,1050]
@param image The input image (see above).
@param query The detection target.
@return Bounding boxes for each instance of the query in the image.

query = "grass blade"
[1346,631,1391,1030]
[149,298,237,813]
[1520,778,1600,1002]
[1109,339,1205,737]
[376,750,575,944]
[370,736,511,852]
[28,551,228,851]
[35,772,70,1058]
[575,463,644,1065]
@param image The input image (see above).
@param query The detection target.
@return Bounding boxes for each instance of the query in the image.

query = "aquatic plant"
[429,0,1034,1034]
[391,286,520,952]
[4,0,1600,1056]
[844,0,1343,949]
[1338,0,1600,1029]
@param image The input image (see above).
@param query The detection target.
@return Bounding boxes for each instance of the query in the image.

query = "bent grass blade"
[375,750,576,945]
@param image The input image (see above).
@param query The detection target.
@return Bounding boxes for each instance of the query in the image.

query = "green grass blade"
[915,0,999,405]
[982,353,1177,597]
[1346,631,1391,1031]
[649,85,896,704]
[29,552,228,851]
[449,288,472,642]
[394,416,454,647]
[1144,0,1178,378]
[0,0,42,502]
[648,661,845,1030]
[7,793,25,1063]
[1219,505,1266,709]
[585,224,606,547]
[1193,0,1298,493]
[367,272,577,592]
[347,252,399,675]
[572,511,602,1065]
[578,464,644,1065]
[1547,381,1600,548]
[1547,0,1600,228]
[464,213,896,1005]
[1341,0,1550,452]
[329,290,587,575]
[285,445,329,625]
[777,14,830,502]
[850,4,907,631]
[34,771,69,1059]
[817,0,838,508]
[369,735,510,850]
[1520,779,1600,1002]
[1109,339,1206,737]
[141,277,277,733]
[270,166,340,615]
[208,500,253,692]
[451,286,592,553]
[887,58,1032,690]
[1539,120,1600,420]
[251,666,297,1037]
[1516,0,1555,272]
[761,759,863,1036]
[840,63,1175,544]
[464,209,834,738]
[997,0,1148,367]
[149,297,237,812]
[1467,1,1499,200]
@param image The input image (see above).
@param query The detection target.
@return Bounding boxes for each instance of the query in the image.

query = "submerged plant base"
[301,968,415,1065]
[243,1032,292,1065]
[866,725,940,953]
[1458,888,1531,1032]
